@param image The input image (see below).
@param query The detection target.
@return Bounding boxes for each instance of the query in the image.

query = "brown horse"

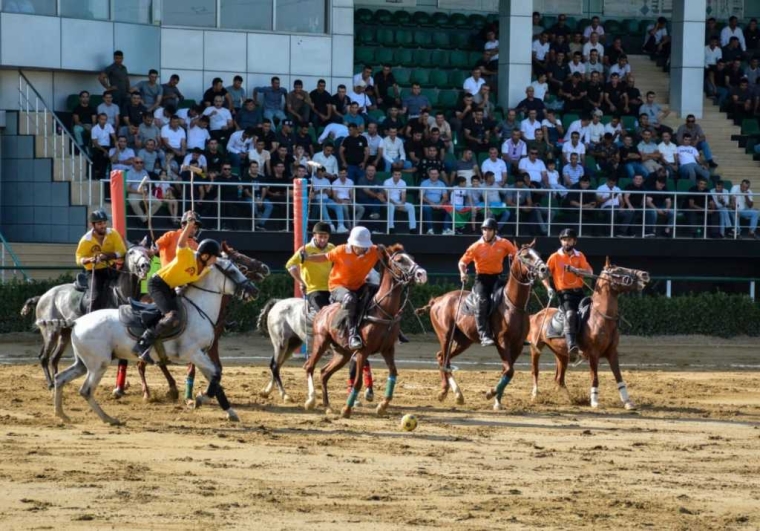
[303,245,427,418]
[416,242,549,411]
[528,258,649,409]
[135,242,270,404]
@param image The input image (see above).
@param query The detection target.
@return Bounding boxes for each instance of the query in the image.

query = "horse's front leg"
[376,347,397,416]
[435,347,450,402]
[589,353,600,408]
[342,349,367,418]
[530,344,542,401]
[486,342,516,411]
[185,363,197,406]
[137,360,150,401]
[606,348,636,410]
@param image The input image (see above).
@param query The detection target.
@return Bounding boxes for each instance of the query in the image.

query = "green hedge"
[6,275,760,338]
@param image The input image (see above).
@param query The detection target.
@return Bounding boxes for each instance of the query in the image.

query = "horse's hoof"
[142,394,151,403]
[112,387,125,399]
[493,401,502,411]
[186,399,196,409]
[304,397,316,411]
[258,390,270,399]
[624,401,637,411]
[531,390,538,402]
[167,388,179,401]
[485,389,495,400]
[437,390,448,402]
[55,412,72,424]
[282,394,292,403]
[195,393,211,409]
[226,408,240,422]
[105,417,123,426]
[364,388,374,402]
[341,406,352,418]
[325,407,334,416]
[591,401,599,409]
[455,393,465,405]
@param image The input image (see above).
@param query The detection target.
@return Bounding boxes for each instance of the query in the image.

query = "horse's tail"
[20,296,41,317]
[415,297,437,316]
[256,298,280,337]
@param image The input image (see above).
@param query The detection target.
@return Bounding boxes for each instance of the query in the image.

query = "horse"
[53,257,259,425]
[304,245,427,418]
[416,242,549,411]
[20,241,153,390]
[135,242,270,404]
[528,258,650,409]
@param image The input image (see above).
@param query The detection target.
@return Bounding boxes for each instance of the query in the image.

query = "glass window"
[220,0,272,32]
[113,0,152,24]
[60,0,109,20]
[2,0,56,16]
[276,0,325,34]
[163,0,216,28]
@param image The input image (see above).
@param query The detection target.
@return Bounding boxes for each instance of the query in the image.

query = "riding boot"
[476,295,494,347]
[343,295,363,350]
[564,310,579,358]
[398,330,410,343]
[133,329,157,365]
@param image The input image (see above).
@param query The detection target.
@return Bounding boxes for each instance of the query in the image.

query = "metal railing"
[101,179,758,241]
[0,232,29,283]
[18,70,93,205]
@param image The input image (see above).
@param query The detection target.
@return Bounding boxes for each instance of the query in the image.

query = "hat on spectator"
[592,109,603,117]
[282,119,293,126]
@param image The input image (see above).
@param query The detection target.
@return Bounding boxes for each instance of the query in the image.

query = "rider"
[301,226,381,350]
[458,218,518,347]
[133,211,222,364]
[155,211,202,267]
[286,222,334,314]
[542,228,593,356]
[75,209,128,312]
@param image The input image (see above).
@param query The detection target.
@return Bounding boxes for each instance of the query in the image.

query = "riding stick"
[538,290,554,338]
[138,176,156,244]
[442,279,466,371]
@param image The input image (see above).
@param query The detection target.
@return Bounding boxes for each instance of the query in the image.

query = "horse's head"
[125,241,152,280]
[512,239,549,283]
[382,244,427,285]
[600,257,650,293]
[212,256,260,301]
[222,241,271,283]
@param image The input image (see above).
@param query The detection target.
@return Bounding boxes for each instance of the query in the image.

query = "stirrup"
[480,336,495,347]
[348,335,363,350]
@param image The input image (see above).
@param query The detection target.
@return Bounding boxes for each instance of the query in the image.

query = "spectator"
[637,130,663,175]
[330,84,351,124]
[532,32,551,76]
[746,57,760,86]
[383,169,417,234]
[98,50,129,108]
[608,55,631,82]
[548,14,571,41]
[568,51,586,77]
[203,77,233,110]
[270,145,295,179]
[530,73,549,101]
[643,17,670,58]
[707,59,729,103]
[586,49,604,81]
[484,29,499,62]
[568,32,583,56]
[293,144,311,169]
[125,157,159,224]
[451,92,478,136]
[544,158,566,198]
[710,179,733,237]
[121,91,147,135]
[401,83,431,120]
[481,146,508,186]
[310,165,347,233]
[363,122,383,168]
[226,126,255,170]
[161,74,184,110]
[473,84,495,120]
[417,145,448,185]
[475,171,510,231]
[266,161,290,228]
[583,31,604,61]
[205,138,228,175]
[161,114,186,158]
[625,75,643,117]
[505,172,547,235]
[404,130,426,167]
[463,109,492,154]
[583,16,605,42]
[639,91,673,137]
[730,179,759,239]
[746,19,760,57]
[97,91,120,129]
[276,120,295,154]
[420,168,451,235]
[563,174,596,230]
[91,113,116,179]
[562,130,586,165]
[541,109,564,145]
[593,132,620,175]
[605,36,627,66]
[603,73,628,115]
[236,99,260,130]
[532,11,544,37]
[286,79,313,124]
[516,86,546,121]
[380,105,403,136]
[353,65,374,89]
[152,104,174,129]
[476,50,498,82]
[676,117,717,168]
[518,147,548,187]
[562,152,584,187]
[549,33,571,65]
[622,174,647,237]
[720,16,746,51]
[356,164,386,221]
[723,37,744,64]
[705,17,720,45]
[340,123,369,182]
[619,134,647,179]
[254,76,288,123]
[564,114,590,144]
[202,95,234,144]
[374,64,400,111]
[455,148,480,185]
[248,139,271,176]
[186,116,211,151]
[586,110,605,147]
[596,175,631,236]
[731,77,753,119]
[307,143,334,180]
[72,90,96,150]
[501,129,527,173]
[705,35,723,69]
[528,128,553,162]
[687,177,719,237]
[645,176,675,237]
[333,167,364,225]
[138,138,163,176]
[317,122,348,145]
[132,69,163,113]
[560,72,587,113]
[495,108,519,142]
[463,67,486,96]
[309,79,333,126]
[448,176,474,234]
[182,147,208,175]
[430,112,453,148]
[109,135,135,172]
[657,130,678,178]
[216,164,244,230]
[243,160,272,230]
[344,102,365,130]
[226,75,246,112]
[520,109,542,141]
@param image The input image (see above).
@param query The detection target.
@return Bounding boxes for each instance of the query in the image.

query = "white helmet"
[347,226,372,248]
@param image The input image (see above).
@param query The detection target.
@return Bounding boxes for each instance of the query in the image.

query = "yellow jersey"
[285,240,335,294]
[75,228,127,271]
[155,247,211,289]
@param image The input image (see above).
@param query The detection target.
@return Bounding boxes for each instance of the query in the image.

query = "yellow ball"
[400,414,418,432]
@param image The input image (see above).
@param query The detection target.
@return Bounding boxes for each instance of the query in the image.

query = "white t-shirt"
[485,39,499,60]
[582,42,604,59]
[186,125,211,150]
[161,125,186,149]
[720,26,746,50]
[596,183,622,208]
[520,118,541,141]
[332,177,355,201]
[312,152,339,177]
[532,40,550,61]
[562,141,586,162]
[587,122,605,143]
[676,145,699,166]
[226,130,252,154]
[564,119,589,143]
[517,157,547,183]
[704,45,722,67]
[310,175,332,196]
[604,122,623,139]
[480,158,508,182]
[202,106,232,131]
[463,76,486,95]
[383,177,407,203]
[176,107,194,128]
[450,187,469,208]
[381,136,405,161]
[248,149,271,170]
[182,154,208,169]
[568,61,586,75]
[608,63,631,81]
[352,73,374,87]
[348,91,372,113]
[91,123,115,148]
[153,107,171,128]
[530,81,548,100]
[730,184,754,210]
[658,141,678,164]
[583,25,605,39]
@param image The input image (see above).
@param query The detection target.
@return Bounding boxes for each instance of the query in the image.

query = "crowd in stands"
[67,12,760,239]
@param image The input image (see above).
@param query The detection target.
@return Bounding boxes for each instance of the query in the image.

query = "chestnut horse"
[416,242,549,411]
[303,245,427,418]
[528,258,649,409]
[134,242,270,404]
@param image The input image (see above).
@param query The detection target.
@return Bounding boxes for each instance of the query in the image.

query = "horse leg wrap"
[591,387,600,407]
[363,363,374,389]
[495,374,512,400]
[116,361,128,389]
[184,378,194,401]
[346,379,354,395]
[216,387,231,411]
[617,382,630,403]
[384,376,397,399]
[206,374,222,399]
[346,388,359,408]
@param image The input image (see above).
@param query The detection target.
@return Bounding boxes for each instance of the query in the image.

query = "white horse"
[53,258,258,425]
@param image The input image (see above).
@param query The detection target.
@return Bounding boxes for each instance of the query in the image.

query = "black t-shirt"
[73,104,96,126]
[270,152,295,178]
[727,66,745,86]
[373,72,397,98]
[254,128,276,151]
[380,117,404,136]
[331,94,350,116]
[204,149,228,174]
[407,119,427,136]
[624,183,646,208]
[309,89,332,116]
[606,46,625,65]
[605,82,626,106]
[564,182,595,206]
[341,135,368,165]
[463,118,488,143]
[203,87,228,106]
[688,186,709,208]
[454,100,478,119]
[550,41,571,56]
[746,28,760,50]
[713,67,728,88]
[561,80,586,99]
[404,139,425,161]
[293,132,313,153]
[417,157,444,179]
[645,183,673,208]
[217,174,241,201]
[244,173,269,199]
[626,86,642,103]
[586,82,603,103]
[548,23,572,39]
[124,103,147,126]
[548,62,570,84]
[276,131,295,154]
[619,145,641,163]
[723,46,744,63]
[266,175,289,201]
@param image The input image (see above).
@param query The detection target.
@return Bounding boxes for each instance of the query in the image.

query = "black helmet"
[197,239,221,258]
[313,221,332,235]
[89,209,108,223]
[181,211,203,228]
[481,218,499,231]
[559,228,578,239]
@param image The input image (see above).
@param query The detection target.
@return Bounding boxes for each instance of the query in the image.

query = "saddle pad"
[461,280,505,317]
[119,301,187,340]
[74,272,89,292]
[546,297,592,339]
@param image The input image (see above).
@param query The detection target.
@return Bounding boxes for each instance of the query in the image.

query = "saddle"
[74,272,89,292]
[545,297,592,339]
[461,278,505,317]
[118,298,187,341]
[330,286,376,340]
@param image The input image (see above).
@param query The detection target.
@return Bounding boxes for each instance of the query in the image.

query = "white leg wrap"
[590,387,599,408]
[617,382,630,403]
[447,376,460,395]
[531,385,538,398]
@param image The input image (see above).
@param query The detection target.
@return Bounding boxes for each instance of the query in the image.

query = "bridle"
[366,251,420,326]
[183,258,257,327]
[505,247,547,312]
[587,267,642,322]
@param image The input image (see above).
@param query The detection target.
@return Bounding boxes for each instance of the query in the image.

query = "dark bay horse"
[416,242,548,411]
[528,258,649,409]
[303,245,427,418]
[135,242,270,404]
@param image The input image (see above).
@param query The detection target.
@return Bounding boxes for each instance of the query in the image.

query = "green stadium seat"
[413,11,433,27]
[375,47,394,65]
[393,10,412,26]
[450,13,468,29]
[604,20,621,34]
[396,29,414,47]
[394,48,415,67]
[542,16,557,28]
[745,138,758,153]
[639,20,653,35]
[468,51,482,66]
[393,68,412,85]
[369,109,386,122]
[411,69,431,86]
[601,114,613,125]
[375,9,392,25]
[621,115,637,132]
[66,94,79,111]
[422,88,439,107]
[355,47,375,66]
[449,70,467,88]
[356,8,373,25]
[741,119,760,136]
[468,14,486,31]
[432,32,451,49]
[486,13,498,24]
[562,113,579,130]
[438,89,460,110]
[431,12,449,28]
[621,19,639,35]
[676,180,693,192]
[431,49,450,68]
[618,177,632,190]
[178,98,196,109]
[721,179,733,189]
[91,95,104,108]
[564,17,577,28]
[413,49,433,67]
[429,70,449,89]
[376,28,395,46]
[450,50,470,69]
[451,32,470,50]
[477,152,490,165]
[356,28,375,46]
[414,30,433,48]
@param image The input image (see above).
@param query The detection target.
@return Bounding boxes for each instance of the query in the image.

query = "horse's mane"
[385,243,405,254]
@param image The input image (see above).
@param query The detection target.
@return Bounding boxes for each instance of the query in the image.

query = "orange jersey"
[459,237,517,275]
[156,229,198,267]
[326,244,381,291]
[546,248,592,291]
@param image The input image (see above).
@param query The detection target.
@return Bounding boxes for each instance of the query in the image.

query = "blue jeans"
[347,165,365,183]
[249,198,273,226]
[714,206,733,235]
[422,204,452,232]
[358,196,384,217]
[383,158,412,171]
[263,108,287,123]
[228,152,245,172]
[625,162,649,179]
[645,207,675,233]
[678,163,711,182]
[312,195,344,226]
[716,87,729,108]
[696,140,713,162]
[738,209,760,232]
